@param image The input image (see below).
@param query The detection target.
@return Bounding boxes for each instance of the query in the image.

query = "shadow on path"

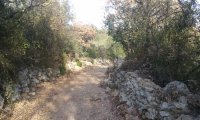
[11,65,122,120]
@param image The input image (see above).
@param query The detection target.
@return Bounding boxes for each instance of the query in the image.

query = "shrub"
[87,47,97,59]
[59,65,66,76]
[75,59,82,67]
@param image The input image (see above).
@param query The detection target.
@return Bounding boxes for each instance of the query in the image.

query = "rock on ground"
[104,69,200,120]
[0,95,4,110]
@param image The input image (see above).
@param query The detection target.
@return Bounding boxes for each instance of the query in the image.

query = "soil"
[9,65,123,120]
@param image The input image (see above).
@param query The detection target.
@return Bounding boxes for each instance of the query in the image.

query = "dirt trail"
[10,65,121,120]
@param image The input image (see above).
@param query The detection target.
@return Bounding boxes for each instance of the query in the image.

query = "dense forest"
[105,0,200,90]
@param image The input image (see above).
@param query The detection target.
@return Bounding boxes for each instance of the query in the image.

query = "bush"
[107,43,125,60]
[59,53,68,76]
[87,47,97,59]
[59,65,66,76]
[75,59,82,67]
[105,0,200,91]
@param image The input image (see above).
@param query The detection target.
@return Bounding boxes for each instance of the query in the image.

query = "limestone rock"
[29,92,36,96]
[11,85,21,102]
[37,74,48,82]
[160,102,169,110]
[176,115,194,120]
[47,68,53,77]
[105,70,162,119]
[160,111,170,117]
[111,89,119,97]
[187,94,200,109]
[30,87,36,92]
[18,68,29,81]
[104,68,200,120]
[22,87,30,93]
[195,115,200,120]
[144,108,157,119]
[163,116,175,120]
[163,81,190,98]
[31,78,40,84]
[0,95,4,110]
[105,87,111,93]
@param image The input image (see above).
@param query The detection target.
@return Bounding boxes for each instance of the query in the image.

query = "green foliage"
[107,43,126,60]
[75,59,82,67]
[59,53,68,76]
[4,82,16,103]
[86,47,98,59]
[92,30,112,47]
[90,30,125,60]
[66,25,125,61]
[0,0,72,96]
[59,65,66,75]
[105,0,200,89]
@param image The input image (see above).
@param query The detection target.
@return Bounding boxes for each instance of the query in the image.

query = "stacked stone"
[105,70,200,120]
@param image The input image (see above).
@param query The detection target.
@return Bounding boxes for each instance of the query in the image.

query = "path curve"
[10,65,122,120]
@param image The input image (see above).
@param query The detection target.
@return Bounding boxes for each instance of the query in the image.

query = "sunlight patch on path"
[10,65,122,120]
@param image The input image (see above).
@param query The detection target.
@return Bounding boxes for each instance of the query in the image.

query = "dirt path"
[10,65,121,120]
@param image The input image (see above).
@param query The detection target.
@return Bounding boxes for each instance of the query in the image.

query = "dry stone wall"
[0,67,60,111]
[104,69,200,120]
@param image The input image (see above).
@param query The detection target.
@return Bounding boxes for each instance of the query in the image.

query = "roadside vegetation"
[105,0,200,91]
[0,0,124,104]
[2,0,200,117]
